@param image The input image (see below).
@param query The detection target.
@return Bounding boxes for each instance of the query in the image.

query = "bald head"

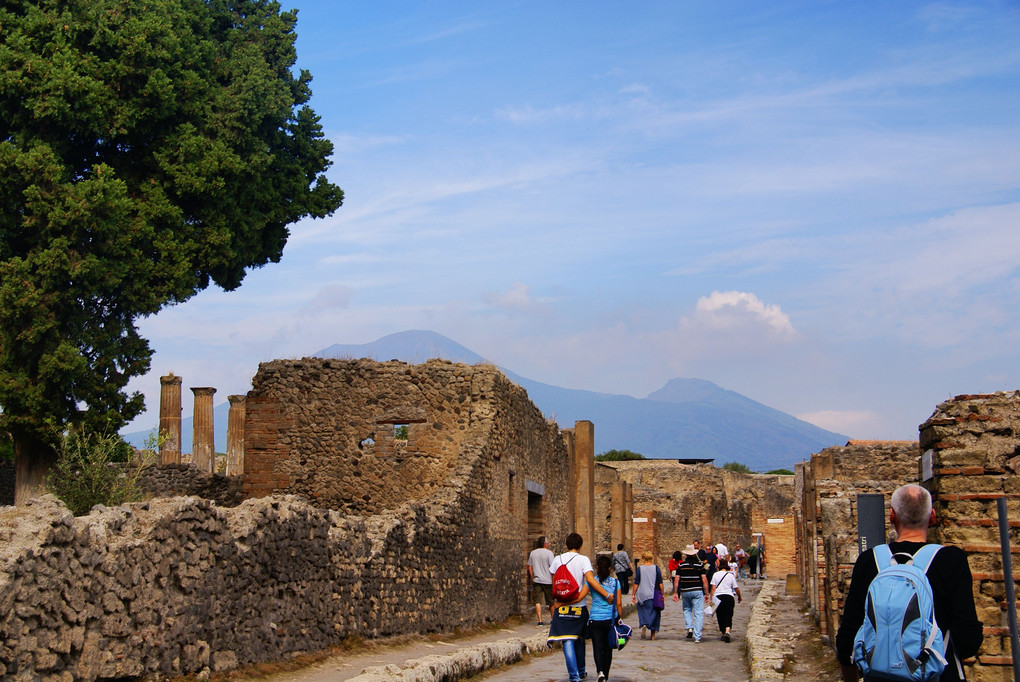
[890,484,932,531]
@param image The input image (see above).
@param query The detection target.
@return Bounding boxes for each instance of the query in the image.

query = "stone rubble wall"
[920,392,1020,682]
[138,463,244,508]
[795,441,919,641]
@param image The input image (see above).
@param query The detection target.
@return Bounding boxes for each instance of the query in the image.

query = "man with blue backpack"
[835,484,983,681]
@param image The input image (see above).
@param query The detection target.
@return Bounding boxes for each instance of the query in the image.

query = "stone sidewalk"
[252,579,835,682]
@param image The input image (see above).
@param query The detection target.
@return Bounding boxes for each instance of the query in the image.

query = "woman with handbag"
[631,551,664,640]
[709,557,742,642]
[589,554,624,682]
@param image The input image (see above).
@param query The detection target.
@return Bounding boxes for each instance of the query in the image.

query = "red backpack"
[552,555,580,601]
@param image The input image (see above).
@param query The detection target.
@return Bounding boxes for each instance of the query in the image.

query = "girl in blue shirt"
[589,554,624,682]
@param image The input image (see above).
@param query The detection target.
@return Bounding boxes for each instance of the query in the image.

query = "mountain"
[125,330,848,471]
[316,331,846,471]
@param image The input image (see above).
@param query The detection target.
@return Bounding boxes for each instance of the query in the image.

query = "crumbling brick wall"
[797,441,919,640]
[921,392,1020,682]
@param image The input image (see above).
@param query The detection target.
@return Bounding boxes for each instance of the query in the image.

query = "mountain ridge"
[125,330,848,471]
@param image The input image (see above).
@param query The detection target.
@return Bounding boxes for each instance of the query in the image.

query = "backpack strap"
[910,544,942,573]
[872,544,894,571]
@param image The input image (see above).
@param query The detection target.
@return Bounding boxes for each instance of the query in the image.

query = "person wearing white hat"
[672,544,709,642]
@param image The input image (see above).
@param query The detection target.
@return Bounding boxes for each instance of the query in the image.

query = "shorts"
[531,582,554,605]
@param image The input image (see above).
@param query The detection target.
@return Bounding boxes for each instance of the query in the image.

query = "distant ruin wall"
[138,464,244,507]
[599,460,795,572]
[921,392,1020,682]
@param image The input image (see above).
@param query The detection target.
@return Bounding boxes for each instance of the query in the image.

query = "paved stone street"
[477,582,761,682]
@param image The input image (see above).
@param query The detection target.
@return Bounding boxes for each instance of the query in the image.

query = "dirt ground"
[761,585,843,681]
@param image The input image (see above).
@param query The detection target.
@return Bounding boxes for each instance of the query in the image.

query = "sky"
[124,0,1020,443]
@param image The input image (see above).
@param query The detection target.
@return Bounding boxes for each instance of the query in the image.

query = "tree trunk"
[14,431,57,505]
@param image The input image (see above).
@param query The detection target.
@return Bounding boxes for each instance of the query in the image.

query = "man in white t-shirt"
[527,535,555,626]
[546,533,608,682]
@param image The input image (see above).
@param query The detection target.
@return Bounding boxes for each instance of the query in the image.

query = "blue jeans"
[562,636,587,681]
[681,590,705,641]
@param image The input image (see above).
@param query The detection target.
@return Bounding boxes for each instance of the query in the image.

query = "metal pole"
[997,497,1020,682]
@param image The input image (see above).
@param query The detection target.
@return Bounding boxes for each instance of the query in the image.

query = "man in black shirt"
[672,544,709,642]
[835,484,983,681]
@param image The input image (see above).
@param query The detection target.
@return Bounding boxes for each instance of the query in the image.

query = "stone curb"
[345,632,550,681]
[745,579,786,680]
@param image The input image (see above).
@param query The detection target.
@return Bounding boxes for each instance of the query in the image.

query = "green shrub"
[722,461,753,473]
[595,449,646,461]
[46,429,156,516]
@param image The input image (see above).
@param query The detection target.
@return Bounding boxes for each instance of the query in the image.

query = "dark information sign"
[857,493,886,555]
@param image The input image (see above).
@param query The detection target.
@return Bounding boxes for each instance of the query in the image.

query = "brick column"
[921,392,1020,682]
[226,395,246,476]
[191,387,216,473]
[633,510,659,564]
[624,482,634,555]
[611,480,626,550]
[572,420,595,554]
[158,374,182,465]
[562,429,575,535]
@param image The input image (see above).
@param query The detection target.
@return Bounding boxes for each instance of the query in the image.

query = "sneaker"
[537,621,544,627]
[723,632,731,643]
[597,675,606,682]
[694,638,701,643]
[686,629,693,639]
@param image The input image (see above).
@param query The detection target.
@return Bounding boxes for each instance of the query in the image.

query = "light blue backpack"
[853,544,948,681]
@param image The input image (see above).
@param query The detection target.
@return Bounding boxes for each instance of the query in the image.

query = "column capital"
[191,386,217,397]
[228,394,246,405]
[161,374,182,386]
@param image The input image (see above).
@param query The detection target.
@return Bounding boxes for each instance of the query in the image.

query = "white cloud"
[484,282,545,312]
[694,291,797,337]
[797,410,885,439]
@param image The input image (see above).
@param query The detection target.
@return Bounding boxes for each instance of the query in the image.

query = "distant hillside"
[126,330,847,470]
[316,331,847,471]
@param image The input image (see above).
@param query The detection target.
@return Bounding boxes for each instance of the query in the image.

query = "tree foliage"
[766,468,794,475]
[722,461,753,473]
[0,0,342,490]
[595,449,646,462]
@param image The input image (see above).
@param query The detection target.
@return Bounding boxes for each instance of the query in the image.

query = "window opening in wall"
[394,424,408,440]
[527,491,544,555]
[358,436,375,450]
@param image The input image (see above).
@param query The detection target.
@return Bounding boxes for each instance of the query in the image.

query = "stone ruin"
[0,358,635,679]
[1,357,1017,681]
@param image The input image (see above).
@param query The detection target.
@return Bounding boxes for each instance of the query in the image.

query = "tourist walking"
[613,543,632,594]
[589,554,624,682]
[547,533,610,682]
[672,544,709,643]
[734,544,748,579]
[632,551,663,640]
[709,558,742,642]
[747,544,759,579]
[835,484,983,682]
[527,535,554,626]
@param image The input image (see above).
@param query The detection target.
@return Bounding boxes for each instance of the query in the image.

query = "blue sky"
[126,1,1020,442]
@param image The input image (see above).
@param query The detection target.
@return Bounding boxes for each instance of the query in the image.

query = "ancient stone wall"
[796,441,919,640]
[138,464,244,508]
[598,460,795,573]
[921,392,1020,682]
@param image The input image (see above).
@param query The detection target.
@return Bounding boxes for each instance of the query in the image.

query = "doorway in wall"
[527,491,544,544]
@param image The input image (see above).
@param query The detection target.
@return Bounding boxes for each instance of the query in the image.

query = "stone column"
[158,374,183,465]
[226,395,246,476]
[623,482,634,555]
[611,480,626,551]
[191,387,216,473]
[562,429,576,534]
[572,420,595,554]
